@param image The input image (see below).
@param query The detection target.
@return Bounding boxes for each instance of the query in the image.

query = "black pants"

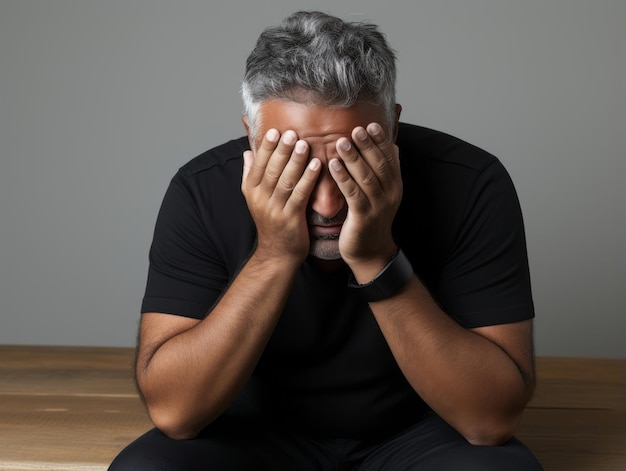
[109,412,543,470]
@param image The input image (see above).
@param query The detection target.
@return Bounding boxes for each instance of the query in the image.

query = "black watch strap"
[347,249,413,302]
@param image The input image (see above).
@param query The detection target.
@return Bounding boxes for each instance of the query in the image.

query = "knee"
[108,429,183,471]
[460,439,544,471]
[108,447,158,471]
[109,447,187,471]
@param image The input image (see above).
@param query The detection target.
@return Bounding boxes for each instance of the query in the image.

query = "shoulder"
[154,135,255,276]
[396,122,518,218]
[396,122,498,174]
[178,136,249,178]
[165,136,250,205]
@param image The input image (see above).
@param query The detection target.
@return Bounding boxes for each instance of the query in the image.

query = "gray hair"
[241,11,397,140]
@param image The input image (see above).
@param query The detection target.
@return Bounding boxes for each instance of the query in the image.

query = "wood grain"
[0,346,624,470]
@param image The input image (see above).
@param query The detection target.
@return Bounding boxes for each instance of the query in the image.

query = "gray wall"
[1,0,624,358]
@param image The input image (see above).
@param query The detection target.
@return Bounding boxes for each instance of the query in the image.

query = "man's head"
[241,11,400,262]
[241,11,397,143]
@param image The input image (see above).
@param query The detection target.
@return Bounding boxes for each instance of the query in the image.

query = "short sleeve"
[141,171,229,318]
[436,159,534,328]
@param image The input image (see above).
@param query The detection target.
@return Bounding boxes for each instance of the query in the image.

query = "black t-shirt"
[141,122,534,438]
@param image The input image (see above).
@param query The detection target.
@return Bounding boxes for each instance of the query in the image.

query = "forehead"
[256,100,386,142]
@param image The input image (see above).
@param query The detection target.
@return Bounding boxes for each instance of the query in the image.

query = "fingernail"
[368,123,381,136]
[283,131,296,145]
[309,158,320,170]
[266,129,279,142]
[330,159,342,171]
[339,139,351,151]
[356,128,367,140]
[295,140,307,154]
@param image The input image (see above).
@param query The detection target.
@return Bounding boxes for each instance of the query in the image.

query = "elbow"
[137,381,211,440]
[460,387,532,446]
[462,415,521,447]
[147,404,206,440]
[465,429,514,447]
[150,413,198,440]
[138,379,227,440]
[155,423,200,441]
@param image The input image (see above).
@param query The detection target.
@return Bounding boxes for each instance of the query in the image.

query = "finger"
[272,139,310,203]
[245,128,281,187]
[285,157,322,213]
[242,150,253,183]
[328,158,370,213]
[262,130,298,189]
[354,123,399,188]
[366,122,400,170]
[336,133,383,201]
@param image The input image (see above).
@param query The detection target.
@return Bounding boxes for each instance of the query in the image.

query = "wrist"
[344,243,398,283]
[248,246,304,272]
[347,248,413,302]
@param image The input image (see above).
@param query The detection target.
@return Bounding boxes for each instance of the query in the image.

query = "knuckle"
[361,170,379,187]
[290,186,307,204]
[345,183,361,200]
[278,178,297,192]
[373,159,388,175]
[360,139,377,153]
[261,138,278,152]
[265,168,281,181]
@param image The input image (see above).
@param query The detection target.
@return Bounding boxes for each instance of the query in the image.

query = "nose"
[310,172,345,219]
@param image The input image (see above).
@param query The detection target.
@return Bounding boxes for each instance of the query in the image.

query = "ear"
[392,104,402,142]
[242,115,250,135]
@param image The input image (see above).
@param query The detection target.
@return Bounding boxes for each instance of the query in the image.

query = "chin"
[309,239,341,261]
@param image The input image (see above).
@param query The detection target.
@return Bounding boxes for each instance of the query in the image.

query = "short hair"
[241,11,397,140]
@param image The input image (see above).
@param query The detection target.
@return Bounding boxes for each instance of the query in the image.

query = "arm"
[369,281,535,445]
[330,123,535,445]
[136,130,321,439]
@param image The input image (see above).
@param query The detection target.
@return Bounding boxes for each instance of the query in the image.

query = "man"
[110,10,543,470]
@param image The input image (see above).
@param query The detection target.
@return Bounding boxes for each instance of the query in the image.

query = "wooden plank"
[529,357,626,410]
[0,394,152,467]
[0,346,148,470]
[0,345,136,396]
[0,346,625,470]
[518,408,626,471]
[0,345,135,368]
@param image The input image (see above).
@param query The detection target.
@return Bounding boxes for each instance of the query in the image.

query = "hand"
[330,123,403,277]
[242,129,322,263]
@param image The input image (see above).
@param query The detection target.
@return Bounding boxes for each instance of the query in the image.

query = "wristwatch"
[347,249,413,302]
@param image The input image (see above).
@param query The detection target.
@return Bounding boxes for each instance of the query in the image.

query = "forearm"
[137,253,300,439]
[370,276,535,445]
[136,124,321,438]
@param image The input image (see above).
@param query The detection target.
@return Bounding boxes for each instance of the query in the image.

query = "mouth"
[309,224,342,239]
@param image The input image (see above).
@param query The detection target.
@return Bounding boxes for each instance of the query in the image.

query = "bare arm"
[136,254,298,439]
[369,279,535,445]
[136,129,321,439]
[330,123,535,445]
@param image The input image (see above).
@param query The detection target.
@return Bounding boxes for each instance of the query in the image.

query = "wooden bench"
[0,345,624,470]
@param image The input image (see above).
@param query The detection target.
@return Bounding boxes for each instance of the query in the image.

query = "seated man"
[110,10,543,470]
